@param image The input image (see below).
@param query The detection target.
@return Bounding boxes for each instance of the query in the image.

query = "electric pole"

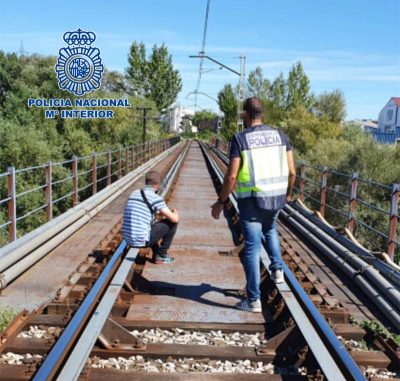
[189,53,246,133]
[237,54,246,132]
[136,107,152,144]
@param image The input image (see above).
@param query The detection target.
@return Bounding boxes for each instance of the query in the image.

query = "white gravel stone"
[130,328,266,347]
[0,353,43,365]
[88,356,314,375]
[17,326,63,340]
[363,366,399,379]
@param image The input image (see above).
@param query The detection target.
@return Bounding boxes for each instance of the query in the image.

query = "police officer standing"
[211,97,296,313]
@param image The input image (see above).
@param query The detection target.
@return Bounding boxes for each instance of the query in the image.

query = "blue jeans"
[238,198,283,301]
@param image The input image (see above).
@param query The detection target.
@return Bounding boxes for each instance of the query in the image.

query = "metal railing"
[295,161,399,260]
[0,137,180,246]
[208,137,399,261]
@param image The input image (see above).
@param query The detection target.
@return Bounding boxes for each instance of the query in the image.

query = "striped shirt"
[122,187,167,247]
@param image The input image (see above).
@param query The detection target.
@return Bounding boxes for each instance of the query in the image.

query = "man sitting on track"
[122,170,179,264]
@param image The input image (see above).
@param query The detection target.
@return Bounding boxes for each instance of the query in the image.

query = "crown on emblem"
[63,29,96,46]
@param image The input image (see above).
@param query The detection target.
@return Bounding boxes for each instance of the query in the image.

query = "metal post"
[7,166,17,242]
[237,53,245,132]
[143,109,147,144]
[72,156,79,206]
[320,167,328,218]
[125,148,129,174]
[299,161,306,201]
[92,153,97,195]
[45,161,53,221]
[137,107,151,144]
[117,149,122,179]
[138,144,141,165]
[107,151,111,186]
[347,173,358,233]
[388,183,399,259]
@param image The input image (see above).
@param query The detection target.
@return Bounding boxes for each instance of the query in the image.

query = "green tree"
[217,84,237,140]
[280,106,341,154]
[315,89,346,123]
[126,42,182,110]
[126,42,148,97]
[192,109,218,130]
[269,73,287,109]
[0,52,22,108]
[286,61,313,110]
[246,66,270,99]
[102,70,126,93]
[264,72,288,124]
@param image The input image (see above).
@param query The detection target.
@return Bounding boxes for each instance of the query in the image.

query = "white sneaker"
[236,299,262,313]
[272,269,284,284]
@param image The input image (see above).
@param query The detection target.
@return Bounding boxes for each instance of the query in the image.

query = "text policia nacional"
[27,98,131,119]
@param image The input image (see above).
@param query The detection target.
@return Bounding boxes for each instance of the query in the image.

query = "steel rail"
[202,142,366,381]
[32,240,131,381]
[56,246,138,381]
[52,141,191,380]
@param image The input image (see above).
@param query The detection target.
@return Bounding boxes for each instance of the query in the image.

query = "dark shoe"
[154,255,175,264]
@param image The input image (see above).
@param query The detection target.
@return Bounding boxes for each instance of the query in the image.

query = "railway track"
[0,140,398,380]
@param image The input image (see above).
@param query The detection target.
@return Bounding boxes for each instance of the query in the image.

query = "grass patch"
[0,308,18,332]
[360,319,400,345]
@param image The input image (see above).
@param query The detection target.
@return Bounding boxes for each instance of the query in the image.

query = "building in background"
[349,119,378,133]
[362,97,400,144]
[163,105,195,133]
[378,97,400,133]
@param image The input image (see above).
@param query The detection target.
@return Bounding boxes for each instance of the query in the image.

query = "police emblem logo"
[55,29,104,96]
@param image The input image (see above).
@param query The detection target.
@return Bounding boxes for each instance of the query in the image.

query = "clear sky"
[0,0,399,120]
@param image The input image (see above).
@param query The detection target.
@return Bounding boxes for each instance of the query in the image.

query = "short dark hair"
[243,97,263,120]
[145,171,162,185]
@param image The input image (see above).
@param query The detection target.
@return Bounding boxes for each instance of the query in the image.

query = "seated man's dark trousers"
[146,220,178,260]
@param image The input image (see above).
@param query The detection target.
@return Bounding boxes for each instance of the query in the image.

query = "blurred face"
[243,110,250,127]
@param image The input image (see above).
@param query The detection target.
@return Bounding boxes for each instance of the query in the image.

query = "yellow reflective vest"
[236,128,289,199]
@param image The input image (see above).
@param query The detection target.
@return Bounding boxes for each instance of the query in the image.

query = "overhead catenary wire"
[194,0,211,111]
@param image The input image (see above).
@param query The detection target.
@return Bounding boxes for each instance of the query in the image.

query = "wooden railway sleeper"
[372,334,400,370]
[0,310,29,349]
[25,362,39,377]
